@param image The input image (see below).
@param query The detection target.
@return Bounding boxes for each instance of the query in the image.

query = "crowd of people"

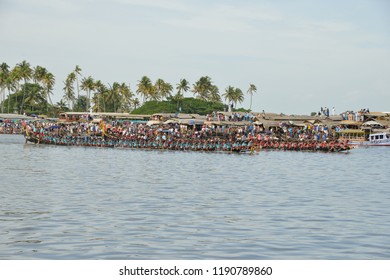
[341,108,370,122]
[316,106,334,117]
[0,119,24,134]
[22,119,351,153]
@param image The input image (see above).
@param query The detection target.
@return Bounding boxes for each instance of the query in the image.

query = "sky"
[1,0,389,114]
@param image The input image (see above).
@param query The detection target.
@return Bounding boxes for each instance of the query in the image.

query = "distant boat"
[361,132,390,146]
[337,129,368,146]
[337,129,390,147]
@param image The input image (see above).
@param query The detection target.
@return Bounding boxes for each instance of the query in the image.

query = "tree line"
[0,61,258,116]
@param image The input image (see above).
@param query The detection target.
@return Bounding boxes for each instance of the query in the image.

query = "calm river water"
[0,134,389,259]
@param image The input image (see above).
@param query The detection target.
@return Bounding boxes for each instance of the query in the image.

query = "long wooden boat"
[24,133,351,154]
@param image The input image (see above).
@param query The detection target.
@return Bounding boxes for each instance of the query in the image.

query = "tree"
[223,86,236,109]
[132,97,224,115]
[119,83,133,111]
[192,76,210,100]
[154,79,172,101]
[247,83,257,111]
[161,81,173,101]
[80,76,95,111]
[106,82,121,112]
[41,71,55,110]
[63,72,76,110]
[50,99,69,117]
[55,99,69,112]
[192,76,218,101]
[223,86,244,109]
[136,76,154,103]
[0,63,9,74]
[208,85,221,103]
[234,88,244,108]
[3,83,49,115]
[33,65,46,84]
[132,98,140,110]
[23,83,46,113]
[63,80,75,110]
[7,66,23,113]
[16,60,33,113]
[74,65,82,101]
[154,78,165,101]
[92,80,107,112]
[176,78,189,98]
[74,95,88,112]
[175,78,190,110]
[0,63,10,113]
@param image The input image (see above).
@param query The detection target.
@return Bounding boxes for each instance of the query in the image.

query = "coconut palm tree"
[28,65,54,113]
[9,66,22,113]
[153,79,172,101]
[24,83,46,112]
[0,63,9,74]
[175,78,190,110]
[55,99,68,112]
[92,80,107,112]
[234,88,244,108]
[80,76,95,111]
[0,72,5,113]
[176,78,189,98]
[223,86,236,109]
[67,72,76,87]
[148,85,158,101]
[106,82,121,112]
[41,71,55,107]
[16,60,33,113]
[4,75,16,113]
[247,83,257,111]
[132,98,140,110]
[154,78,165,101]
[136,76,153,103]
[122,83,134,111]
[74,65,82,101]
[192,76,214,101]
[33,65,46,84]
[63,72,76,110]
[208,85,221,103]
[74,96,88,112]
[0,63,10,113]
[63,80,75,110]
[223,86,244,109]
[160,80,173,101]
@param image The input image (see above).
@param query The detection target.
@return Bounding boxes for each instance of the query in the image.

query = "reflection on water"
[1,134,390,259]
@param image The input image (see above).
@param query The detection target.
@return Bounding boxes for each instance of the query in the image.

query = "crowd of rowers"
[23,120,351,153]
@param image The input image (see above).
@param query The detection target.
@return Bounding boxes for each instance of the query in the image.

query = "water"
[0,134,389,259]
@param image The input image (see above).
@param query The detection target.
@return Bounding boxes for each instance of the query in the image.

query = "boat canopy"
[362,120,385,128]
[337,129,366,135]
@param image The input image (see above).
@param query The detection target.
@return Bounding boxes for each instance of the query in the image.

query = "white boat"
[361,132,390,146]
[337,130,390,147]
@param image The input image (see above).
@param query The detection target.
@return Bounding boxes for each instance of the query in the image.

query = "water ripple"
[0,135,389,259]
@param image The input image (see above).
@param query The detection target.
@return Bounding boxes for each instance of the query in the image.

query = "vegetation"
[132,97,225,115]
[0,61,57,116]
[0,61,257,116]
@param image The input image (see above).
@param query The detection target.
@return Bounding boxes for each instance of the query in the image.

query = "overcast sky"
[1,0,389,114]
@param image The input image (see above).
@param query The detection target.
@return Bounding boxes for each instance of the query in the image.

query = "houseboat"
[362,132,390,146]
